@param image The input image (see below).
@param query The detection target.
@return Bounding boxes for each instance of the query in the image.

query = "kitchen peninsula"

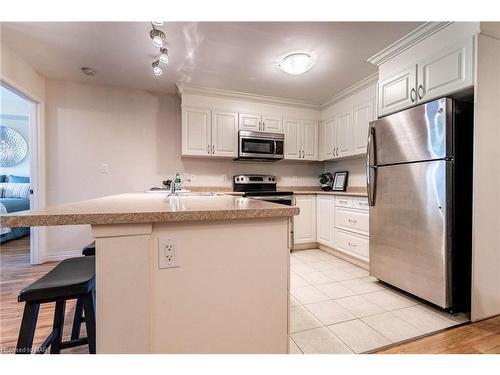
[1,193,299,353]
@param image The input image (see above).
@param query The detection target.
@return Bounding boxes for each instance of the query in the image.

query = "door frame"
[1,79,47,264]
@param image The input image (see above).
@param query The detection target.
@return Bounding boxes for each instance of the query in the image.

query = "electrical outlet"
[292,176,298,184]
[158,237,179,269]
[101,163,109,174]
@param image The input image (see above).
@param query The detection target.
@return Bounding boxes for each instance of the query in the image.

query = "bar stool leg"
[71,298,84,340]
[50,300,66,354]
[16,302,40,354]
[82,290,96,354]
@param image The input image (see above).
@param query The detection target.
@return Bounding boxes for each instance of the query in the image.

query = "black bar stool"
[16,256,96,354]
[71,242,96,341]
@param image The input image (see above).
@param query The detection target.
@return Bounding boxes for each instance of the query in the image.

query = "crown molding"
[367,22,453,67]
[176,83,320,110]
[320,73,378,110]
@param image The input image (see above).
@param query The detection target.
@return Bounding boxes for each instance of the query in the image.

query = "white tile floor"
[289,249,469,354]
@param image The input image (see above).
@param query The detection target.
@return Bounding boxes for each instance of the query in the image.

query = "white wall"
[44,79,324,256]
[0,85,31,177]
[323,157,366,187]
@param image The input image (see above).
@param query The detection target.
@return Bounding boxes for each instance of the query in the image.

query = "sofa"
[0,175,31,243]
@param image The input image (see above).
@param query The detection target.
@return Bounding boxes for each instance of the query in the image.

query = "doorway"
[0,81,42,264]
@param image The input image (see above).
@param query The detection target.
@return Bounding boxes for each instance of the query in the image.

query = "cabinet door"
[417,37,474,103]
[212,110,238,157]
[182,107,212,156]
[317,196,334,247]
[336,111,352,157]
[352,99,374,155]
[284,118,301,160]
[378,66,417,117]
[322,118,336,160]
[302,120,318,160]
[294,196,317,244]
[262,115,282,133]
[239,113,261,131]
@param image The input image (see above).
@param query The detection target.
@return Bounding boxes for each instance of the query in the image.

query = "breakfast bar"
[1,193,299,354]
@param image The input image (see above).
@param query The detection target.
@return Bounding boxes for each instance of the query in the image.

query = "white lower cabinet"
[333,196,370,262]
[316,195,334,247]
[293,195,317,245]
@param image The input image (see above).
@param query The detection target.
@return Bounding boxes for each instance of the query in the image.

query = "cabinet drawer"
[335,229,369,260]
[335,197,352,208]
[352,197,369,211]
[335,207,369,235]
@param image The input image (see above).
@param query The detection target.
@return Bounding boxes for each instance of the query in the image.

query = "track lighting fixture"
[152,60,163,76]
[150,29,165,48]
[159,48,169,64]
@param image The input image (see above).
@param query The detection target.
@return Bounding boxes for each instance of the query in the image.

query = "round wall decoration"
[0,125,28,167]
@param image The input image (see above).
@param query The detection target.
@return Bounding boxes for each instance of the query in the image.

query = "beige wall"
[43,79,323,256]
[324,157,366,187]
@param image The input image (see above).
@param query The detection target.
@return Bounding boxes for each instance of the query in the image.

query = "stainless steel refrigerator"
[367,97,472,312]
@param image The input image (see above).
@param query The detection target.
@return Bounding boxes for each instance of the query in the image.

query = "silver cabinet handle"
[207,144,210,154]
[418,85,424,100]
[258,121,261,131]
[410,88,417,102]
[262,122,265,131]
[339,200,347,205]
[348,219,357,224]
[347,242,357,248]
[212,145,215,154]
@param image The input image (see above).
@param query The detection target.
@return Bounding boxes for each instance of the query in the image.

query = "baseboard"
[42,249,82,263]
[318,243,369,270]
[292,242,318,251]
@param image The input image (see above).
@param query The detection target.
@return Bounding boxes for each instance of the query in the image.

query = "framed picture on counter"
[332,171,349,191]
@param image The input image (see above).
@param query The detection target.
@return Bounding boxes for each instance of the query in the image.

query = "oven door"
[238,132,284,160]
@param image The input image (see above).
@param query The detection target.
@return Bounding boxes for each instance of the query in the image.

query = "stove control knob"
[272,177,276,181]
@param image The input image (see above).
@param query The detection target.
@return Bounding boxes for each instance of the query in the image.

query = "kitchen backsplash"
[323,156,366,187]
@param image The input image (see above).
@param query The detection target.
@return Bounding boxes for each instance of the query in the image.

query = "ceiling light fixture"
[278,53,314,75]
[150,29,165,48]
[81,67,96,76]
[152,60,163,76]
[159,48,169,64]
[151,21,164,27]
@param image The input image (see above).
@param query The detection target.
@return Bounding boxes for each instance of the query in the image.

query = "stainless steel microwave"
[236,130,284,161]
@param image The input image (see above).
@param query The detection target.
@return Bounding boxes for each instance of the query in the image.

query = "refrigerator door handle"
[367,126,376,206]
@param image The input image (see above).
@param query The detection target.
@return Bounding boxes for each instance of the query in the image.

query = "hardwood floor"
[377,315,500,354]
[1,237,499,354]
[0,237,87,354]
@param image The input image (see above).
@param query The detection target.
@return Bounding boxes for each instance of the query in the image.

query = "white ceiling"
[0,22,423,104]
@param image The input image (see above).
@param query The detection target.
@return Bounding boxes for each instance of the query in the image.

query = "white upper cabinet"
[284,118,301,160]
[353,99,374,154]
[285,119,318,160]
[336,111,352,158]
[320,84,376,161]
[261,115,282,133]
[378,66,418,117]
[238,113,261,131]
[417,37,474,103]
[302,120,319,160]
[212,110,238,157]
[238,113,283,133]
[321,118,336,160]
[376,34,475,117]
[182,107,212,156]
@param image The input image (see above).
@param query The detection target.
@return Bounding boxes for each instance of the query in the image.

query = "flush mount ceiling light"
[152,60,163,76]
[81,67,96,76]
[159,48,169,64]
[151,21,164,27]
[277,53,314,75]
[150,29,165,48]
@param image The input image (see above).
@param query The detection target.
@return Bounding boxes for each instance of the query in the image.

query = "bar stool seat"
[18,257,95,303]
[16,256,96,354]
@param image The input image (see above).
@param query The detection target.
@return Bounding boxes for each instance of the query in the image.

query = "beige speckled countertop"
[0,193,299,228]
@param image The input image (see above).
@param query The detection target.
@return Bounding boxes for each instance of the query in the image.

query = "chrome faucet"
[169,179,177,195]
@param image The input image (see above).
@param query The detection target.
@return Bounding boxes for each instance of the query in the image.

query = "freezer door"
[371,97,453,166]
[369,160,453,308]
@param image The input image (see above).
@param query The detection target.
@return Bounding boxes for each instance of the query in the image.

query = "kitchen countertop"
[0,193,299,228]
[188,186,368,197]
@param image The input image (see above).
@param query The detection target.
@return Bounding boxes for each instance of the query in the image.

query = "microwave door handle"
[273,140,276,157]
[366,126,376,206]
